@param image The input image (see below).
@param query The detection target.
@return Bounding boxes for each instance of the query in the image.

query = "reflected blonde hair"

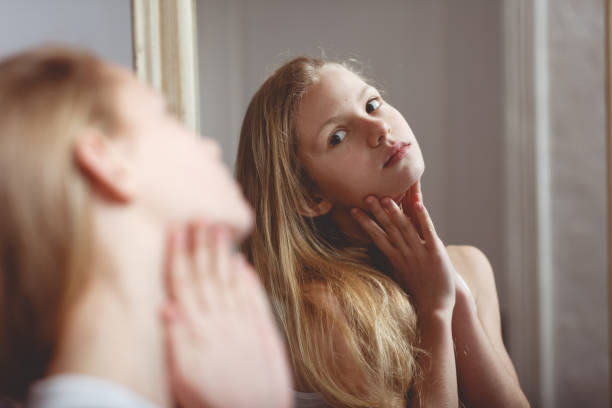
[0,47,121,400]
[236,57,420,407]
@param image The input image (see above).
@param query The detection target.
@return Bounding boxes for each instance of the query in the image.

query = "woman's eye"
[330,129,347,147]
[366,98,381,114]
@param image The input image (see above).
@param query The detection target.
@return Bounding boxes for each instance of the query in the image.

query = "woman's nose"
[365,117,391,147]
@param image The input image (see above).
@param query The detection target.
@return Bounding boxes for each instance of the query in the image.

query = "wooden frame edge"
[130,0,199,132]
[607,0,612,405]
[503,1,542,404]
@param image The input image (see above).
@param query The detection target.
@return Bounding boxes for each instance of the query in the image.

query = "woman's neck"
[329,206,371,246]
[48,206,171,407]
[327,192,408,247]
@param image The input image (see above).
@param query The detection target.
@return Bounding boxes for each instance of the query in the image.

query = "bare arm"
[353,192,458,407]
[410,310,456,408]
[449,246,529,407]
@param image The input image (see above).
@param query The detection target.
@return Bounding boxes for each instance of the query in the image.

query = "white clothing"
[25,374,160,408]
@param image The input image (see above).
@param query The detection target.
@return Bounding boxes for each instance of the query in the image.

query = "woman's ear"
[74,129,134,203]
[298,194,332,218]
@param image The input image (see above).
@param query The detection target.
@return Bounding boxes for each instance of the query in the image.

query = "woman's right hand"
[351,185,456,317]
[162,222,293,408]
[353,185,460,407]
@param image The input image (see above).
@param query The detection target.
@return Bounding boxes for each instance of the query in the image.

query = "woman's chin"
[393,190,408,203]
[400,164,424,193]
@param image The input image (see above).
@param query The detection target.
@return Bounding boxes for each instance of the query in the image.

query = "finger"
[412,180,422,202]
[400,189,412,218]
[381,197,423,247]
[164,226,181,301]
[404,183,424,239]
[208,227,238,311]
[239,257,274,319]
[239,259,286,363]
[161,303,185,373]
[168,226,201,323]
[401,182,420,215]
[414,200,442,250]
[351,207,397,256]
[230,254,251,310]
[161,304,196,403]
[231,257,278,367]
[191,222,218,310]
[237,264,292,399]
[210,227,232,286]
[364,196,411,252]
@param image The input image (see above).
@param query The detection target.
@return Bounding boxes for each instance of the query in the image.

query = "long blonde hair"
[0,47,121,400]
[236,57,420,407]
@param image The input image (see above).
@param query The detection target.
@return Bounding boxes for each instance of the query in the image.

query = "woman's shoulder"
[445,245,497,306]
[446,245,491,271]
[445,246,513,373]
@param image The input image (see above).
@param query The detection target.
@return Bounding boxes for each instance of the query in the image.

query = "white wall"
[547,0,608,405]
[0,0,133,68]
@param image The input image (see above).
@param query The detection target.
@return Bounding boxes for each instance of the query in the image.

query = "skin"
[296,64,424,233]
[47,66,292,408]
[297,64,529,406]
[99,67,253,231]
[353,190,458,407]
[163,223,293,408]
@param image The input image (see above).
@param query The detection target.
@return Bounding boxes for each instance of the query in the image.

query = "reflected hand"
[351,190,455,316]
[162,222,293,408]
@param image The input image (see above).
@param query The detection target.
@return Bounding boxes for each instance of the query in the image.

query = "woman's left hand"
[162,222,293,408]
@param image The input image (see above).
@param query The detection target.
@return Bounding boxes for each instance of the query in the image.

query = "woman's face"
[114,71,252,235]
[297,64,424,211]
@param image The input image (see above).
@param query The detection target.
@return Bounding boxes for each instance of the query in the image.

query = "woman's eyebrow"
[316,113,342,137]
[360,84,375,99]
[315,84,373,137]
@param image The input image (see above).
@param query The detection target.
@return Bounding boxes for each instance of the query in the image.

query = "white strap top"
[26,374,160,408]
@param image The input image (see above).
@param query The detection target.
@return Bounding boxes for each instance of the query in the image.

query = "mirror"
[134,1,610,406]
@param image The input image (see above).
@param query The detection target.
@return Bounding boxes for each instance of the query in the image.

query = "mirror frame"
[130,0,199,132]
[607,0,611,402]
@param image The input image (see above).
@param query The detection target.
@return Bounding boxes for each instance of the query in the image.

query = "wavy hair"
[236,57,421,407]
[0,47,121,400]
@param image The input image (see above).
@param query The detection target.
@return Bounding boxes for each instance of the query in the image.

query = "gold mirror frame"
[130,0,199,132]
[607,0,612,403]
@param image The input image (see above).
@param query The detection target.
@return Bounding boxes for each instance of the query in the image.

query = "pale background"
[0,0,132,67]
[548,0,607,404]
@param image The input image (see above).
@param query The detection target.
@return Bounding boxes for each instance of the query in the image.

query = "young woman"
[0,46,292,408]
[236,57,529,407]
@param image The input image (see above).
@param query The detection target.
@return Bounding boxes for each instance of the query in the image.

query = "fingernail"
[381,198,392,207]
[365,196,375,205]
[351,208,359,217]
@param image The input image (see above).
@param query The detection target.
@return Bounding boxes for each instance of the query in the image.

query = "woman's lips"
[383,143,411,168]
